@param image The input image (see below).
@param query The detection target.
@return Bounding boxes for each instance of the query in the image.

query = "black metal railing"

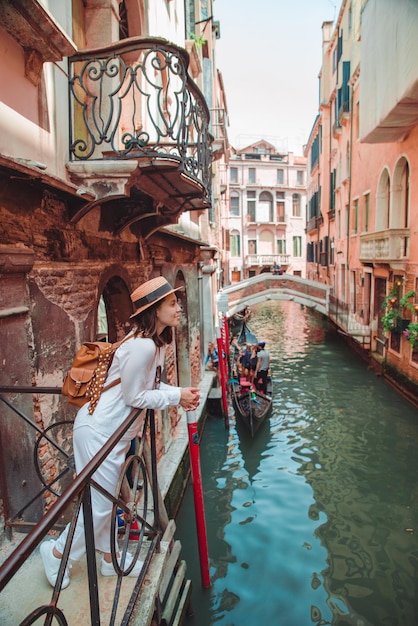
[0,387,163,625]
[68,37,212,198]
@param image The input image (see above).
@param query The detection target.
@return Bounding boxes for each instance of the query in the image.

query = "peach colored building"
[226,140,307,283]
[305,0,418,399]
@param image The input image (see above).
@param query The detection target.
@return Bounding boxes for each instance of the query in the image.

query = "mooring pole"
[222,314,230,358]
[186,411,211,588]
[216,325,229,428]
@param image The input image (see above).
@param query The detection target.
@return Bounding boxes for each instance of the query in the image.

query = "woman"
[41,276,200,588]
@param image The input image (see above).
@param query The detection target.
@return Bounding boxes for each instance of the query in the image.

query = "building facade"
[226,140,307,283]
[305,0,418,396]
[0,0,228,524]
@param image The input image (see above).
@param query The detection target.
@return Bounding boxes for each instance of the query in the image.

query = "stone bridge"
[217,273,331,318]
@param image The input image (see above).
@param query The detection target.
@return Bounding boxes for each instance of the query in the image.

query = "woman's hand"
[180,387,200,411]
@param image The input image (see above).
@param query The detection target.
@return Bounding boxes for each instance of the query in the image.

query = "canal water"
[175,300,418,626]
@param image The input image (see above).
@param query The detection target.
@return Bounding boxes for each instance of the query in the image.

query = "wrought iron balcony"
[306,215,323,233]
[67,38,212,229]
[359,228,410,262]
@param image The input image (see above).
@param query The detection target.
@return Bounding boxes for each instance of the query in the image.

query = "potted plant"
[403,322,418,348]
[381,289,416,333]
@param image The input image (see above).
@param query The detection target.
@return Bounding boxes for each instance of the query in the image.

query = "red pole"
[216,326,229,427]
[187,411,211,588]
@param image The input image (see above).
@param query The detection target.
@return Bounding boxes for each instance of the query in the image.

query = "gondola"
[230,372,273,438]
[228,307,252,340]
[236,321,258,346]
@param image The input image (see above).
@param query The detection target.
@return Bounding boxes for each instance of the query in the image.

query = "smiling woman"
[40,276,200,590]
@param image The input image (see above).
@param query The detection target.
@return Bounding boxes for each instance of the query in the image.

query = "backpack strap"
[102,377,121,392]
[89,334,134,410]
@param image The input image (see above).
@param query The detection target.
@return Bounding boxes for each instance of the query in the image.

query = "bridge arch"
[217,273,330,318]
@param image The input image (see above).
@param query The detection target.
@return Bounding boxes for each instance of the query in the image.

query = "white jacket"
[74,334,181,440]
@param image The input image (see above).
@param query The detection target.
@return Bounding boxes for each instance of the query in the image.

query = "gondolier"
[254,341,270,394]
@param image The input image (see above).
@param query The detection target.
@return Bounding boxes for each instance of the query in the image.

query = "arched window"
[230,230,241,257]
[292,193,301,217]
[96,275,132,343]
[376,168,390,230]
[392,157,410,228]
[259,191,273,222]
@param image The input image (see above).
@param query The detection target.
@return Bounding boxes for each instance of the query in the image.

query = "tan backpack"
[62,336,132,414]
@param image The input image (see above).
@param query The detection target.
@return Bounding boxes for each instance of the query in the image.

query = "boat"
[228,307,252,338]
[236,321,258,346]
[230,373,273,437]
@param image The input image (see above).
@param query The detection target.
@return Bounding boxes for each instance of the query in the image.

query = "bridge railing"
[219,273,330,318]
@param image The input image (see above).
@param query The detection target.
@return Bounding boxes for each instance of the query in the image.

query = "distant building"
[225,139,307,283]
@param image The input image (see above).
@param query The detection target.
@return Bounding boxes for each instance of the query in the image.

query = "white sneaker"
[101,552,144,577]
[40,540,70,589]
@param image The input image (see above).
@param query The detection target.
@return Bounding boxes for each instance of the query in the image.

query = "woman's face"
[156,293,182,332]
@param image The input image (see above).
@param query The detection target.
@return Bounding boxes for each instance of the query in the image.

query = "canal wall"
[330,321,418,410]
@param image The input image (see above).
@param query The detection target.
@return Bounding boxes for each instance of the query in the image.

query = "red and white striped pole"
[222,314,230,358]
[186,411,211,588]
[216,325,229,428]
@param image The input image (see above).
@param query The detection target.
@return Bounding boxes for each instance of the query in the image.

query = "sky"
[213,0,339,154]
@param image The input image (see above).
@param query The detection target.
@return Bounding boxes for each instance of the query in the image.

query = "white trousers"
[55,424,132,561]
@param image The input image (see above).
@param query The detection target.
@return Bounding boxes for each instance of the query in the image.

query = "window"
[351,199,358,234]
[276,191,285,221]
[230,167,238,183]
[230,231,241,257]
[293,236,302,257]
[277,169,284,184]
[376,169,390,230]
[292,193,301,217]
[230,192,240,216]
[330,168,336,211]
[355,100,360,139]
[297,170,304,186]
[351,270,357,313]
[392,158,410,229]
[344,204,349,236]
[248,168,256,184]
[364,193,370,233]
[248,239,257,255]
[277,239,286,254]
[258,191,274,222]
[247,190,256,221]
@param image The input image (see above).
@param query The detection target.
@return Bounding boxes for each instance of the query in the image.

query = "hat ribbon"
[133,282,173,310]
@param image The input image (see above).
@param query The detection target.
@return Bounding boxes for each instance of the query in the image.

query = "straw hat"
[130,276,183,318]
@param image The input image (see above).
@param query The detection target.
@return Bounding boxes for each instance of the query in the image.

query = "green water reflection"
[176,301,418,625]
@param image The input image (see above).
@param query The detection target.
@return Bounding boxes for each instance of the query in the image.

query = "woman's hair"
[130,301,173,347]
